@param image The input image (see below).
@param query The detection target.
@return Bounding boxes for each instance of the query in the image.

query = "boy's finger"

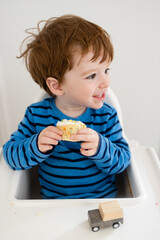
[71,131,97,141]
[47,125,63,135]
[45,131,62,141]
[39,136,59,146]
[81,142,94,150]
[39,144,53,153]
[70,134,93,141]
[76,128,93,135]
[80,148,95,157]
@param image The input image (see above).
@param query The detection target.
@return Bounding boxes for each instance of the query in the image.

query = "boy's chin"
[92,102,104,110]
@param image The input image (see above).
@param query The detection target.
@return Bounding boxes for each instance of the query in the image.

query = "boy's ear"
[46,77,64,96]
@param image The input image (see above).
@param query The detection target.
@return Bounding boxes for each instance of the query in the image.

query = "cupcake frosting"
[56,119,86,127]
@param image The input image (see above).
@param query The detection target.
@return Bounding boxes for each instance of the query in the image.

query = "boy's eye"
[86,73,96,80]
[105,68,110,74]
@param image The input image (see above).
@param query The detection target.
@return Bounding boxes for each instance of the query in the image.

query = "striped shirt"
[3,97,131,199]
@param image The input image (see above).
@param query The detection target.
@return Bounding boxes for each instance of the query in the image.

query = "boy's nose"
[99,75,110,89]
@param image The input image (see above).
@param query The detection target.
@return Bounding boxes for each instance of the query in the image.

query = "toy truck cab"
[88,201,123,232]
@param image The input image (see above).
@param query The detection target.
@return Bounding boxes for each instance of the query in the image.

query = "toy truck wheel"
[112,222,120,229]
[92,226,100,232]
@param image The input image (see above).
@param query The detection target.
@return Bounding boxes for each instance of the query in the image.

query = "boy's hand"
[38,126,62,153]
[71,128,99,156]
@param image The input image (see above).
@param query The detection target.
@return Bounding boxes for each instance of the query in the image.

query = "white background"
[0,0,160,157]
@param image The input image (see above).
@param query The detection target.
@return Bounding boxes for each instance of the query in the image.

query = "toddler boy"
[3,15,131,199]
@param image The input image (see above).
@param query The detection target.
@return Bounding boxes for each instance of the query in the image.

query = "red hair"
[18,15,114,96]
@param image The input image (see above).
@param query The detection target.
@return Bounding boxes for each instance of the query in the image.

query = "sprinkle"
[156,202,159,206]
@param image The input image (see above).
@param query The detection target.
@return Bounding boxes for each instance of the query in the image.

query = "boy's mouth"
[92,92,105,101]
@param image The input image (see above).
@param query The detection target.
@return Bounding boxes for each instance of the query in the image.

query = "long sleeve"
[3,106,51,170]
[90,107,131,175]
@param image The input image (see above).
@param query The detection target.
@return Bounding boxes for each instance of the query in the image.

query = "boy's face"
[60,48,110,111]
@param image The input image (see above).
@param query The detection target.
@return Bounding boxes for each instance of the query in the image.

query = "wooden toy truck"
[88,200,123,232]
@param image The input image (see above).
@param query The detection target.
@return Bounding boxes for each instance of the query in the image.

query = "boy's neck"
[55,97,87,118]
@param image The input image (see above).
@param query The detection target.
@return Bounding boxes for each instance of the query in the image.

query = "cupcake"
[56,119,86,142]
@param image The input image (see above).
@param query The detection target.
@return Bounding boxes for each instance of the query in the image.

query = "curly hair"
[18,15,114,96]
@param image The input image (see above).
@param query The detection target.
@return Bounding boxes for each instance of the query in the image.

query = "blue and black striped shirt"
[3,97,131,199]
